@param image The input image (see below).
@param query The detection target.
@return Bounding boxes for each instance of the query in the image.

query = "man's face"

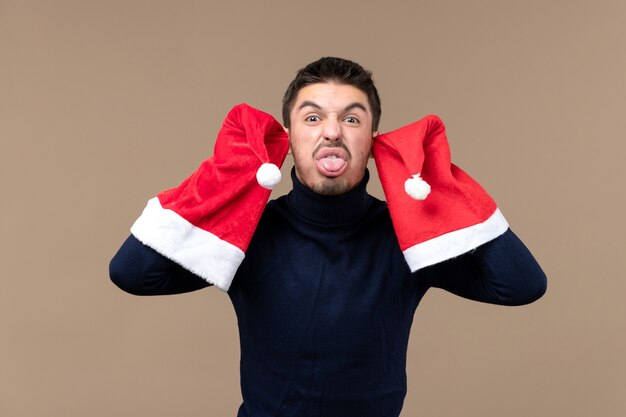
[288,82,376,196]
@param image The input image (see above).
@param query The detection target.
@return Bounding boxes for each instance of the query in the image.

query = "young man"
[110,57,546,417]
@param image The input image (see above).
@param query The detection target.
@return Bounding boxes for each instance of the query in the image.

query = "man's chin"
[312,181,348,196]
[296,167,363,196]
[309,175,361,196]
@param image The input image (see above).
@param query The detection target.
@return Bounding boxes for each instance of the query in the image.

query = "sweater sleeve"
[109,234,212,296]
[424,228,547,306]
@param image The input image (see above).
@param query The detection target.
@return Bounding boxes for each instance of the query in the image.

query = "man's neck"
[286,168,372,226]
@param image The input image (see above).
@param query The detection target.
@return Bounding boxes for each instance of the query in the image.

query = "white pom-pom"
[404,174,431,200]
[256,163,282,190]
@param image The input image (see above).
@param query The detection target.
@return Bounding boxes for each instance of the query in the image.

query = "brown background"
[2,0,624,416]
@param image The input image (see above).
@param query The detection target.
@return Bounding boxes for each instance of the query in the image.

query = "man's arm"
[424,229,547,306]
[121,105,288,292]
[109,235,211,296]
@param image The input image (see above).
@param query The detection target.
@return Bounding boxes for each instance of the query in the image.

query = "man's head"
[282,57,382,196]
[282,57,381,132]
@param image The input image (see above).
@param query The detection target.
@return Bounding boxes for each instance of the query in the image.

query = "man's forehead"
[293,82,370,113]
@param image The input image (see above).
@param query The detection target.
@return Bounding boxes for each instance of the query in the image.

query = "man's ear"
[284,126,292,155]
[369,131,379,158]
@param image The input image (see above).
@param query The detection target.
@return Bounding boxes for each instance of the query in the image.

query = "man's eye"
[344,116,359,124]
[305,115,320,122]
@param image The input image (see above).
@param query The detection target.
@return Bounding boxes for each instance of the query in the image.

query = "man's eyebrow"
[297,100,322,111]
[297,101,369,113]
[343,102,368,113]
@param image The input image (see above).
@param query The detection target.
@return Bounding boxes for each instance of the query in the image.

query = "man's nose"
[322,119,341,141]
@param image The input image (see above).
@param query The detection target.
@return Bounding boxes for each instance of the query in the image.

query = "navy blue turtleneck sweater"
[110,170,546,417]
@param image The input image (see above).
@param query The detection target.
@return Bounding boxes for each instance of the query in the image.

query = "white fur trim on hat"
[403,208,509,271]
[130,197,245,291]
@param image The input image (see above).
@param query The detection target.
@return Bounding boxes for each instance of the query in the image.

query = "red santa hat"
[373,114,509,272]
[130,103,289,291]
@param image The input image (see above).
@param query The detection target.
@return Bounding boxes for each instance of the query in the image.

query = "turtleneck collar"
[286,168,373,226]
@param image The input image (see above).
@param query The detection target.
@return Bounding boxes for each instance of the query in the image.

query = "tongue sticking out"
[317,156,347,177]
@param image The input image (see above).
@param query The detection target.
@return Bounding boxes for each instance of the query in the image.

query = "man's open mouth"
[315,147,349,177]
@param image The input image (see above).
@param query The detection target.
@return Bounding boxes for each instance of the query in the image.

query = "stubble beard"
[291,141,369,196]
[293,156,368,196]
[308,176,352,196]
